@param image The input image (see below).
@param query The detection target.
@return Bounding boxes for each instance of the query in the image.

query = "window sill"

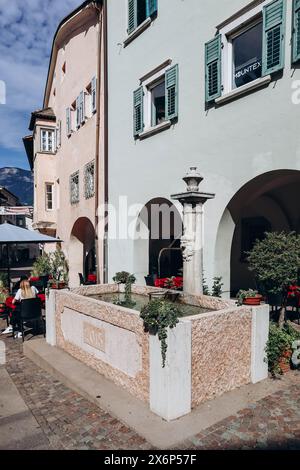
[215,75,271,105]
[124,18,152,47]
[138,120,172,140]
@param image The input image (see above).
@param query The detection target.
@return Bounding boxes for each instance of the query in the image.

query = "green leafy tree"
[247,232,300,328]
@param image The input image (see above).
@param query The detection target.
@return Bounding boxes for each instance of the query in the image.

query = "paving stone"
[1,322,300,450]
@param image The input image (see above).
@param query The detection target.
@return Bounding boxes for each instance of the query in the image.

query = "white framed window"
[133,62,178,138]
[216,0,285,99]
[148,78,166,127]
[224,17,263,93]
[127,0,158,36]
[45,183,54,211]
[70,171,79,205]
[40,128,55,153]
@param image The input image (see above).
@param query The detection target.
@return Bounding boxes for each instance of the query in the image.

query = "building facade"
[27,0,300,295]
[24,0,106,287]
[106,0,300,296]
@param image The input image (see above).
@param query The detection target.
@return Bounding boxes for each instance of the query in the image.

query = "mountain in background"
[0,167,33,205]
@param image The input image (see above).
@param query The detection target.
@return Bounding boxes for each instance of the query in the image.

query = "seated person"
[12,275,29,295]
[12,280,39,338]
[13,279,39,304]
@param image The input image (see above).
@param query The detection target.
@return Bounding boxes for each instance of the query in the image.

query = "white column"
[182,203,195,295]
[149,320,192,421]
[193,204,204,294]
[251,305,269,383]
[46,289,57,346]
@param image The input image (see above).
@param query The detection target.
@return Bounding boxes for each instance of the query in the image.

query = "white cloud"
[0,0,81,152]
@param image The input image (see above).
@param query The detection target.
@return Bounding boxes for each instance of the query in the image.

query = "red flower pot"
[243,296,262,306]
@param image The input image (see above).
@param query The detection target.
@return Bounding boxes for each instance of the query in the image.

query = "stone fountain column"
[171,168,215,295]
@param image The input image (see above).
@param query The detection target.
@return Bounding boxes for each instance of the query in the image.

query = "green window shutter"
[262,0,286,76]
[292,0,300,63]
[205,35,222,103]
[146,0,157,17]
[133,87,144,136]
[128,0,137,34]
[165,64,178,120]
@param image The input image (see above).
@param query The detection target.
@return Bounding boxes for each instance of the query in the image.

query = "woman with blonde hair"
[11,279,39,338]
[13,279,39,303]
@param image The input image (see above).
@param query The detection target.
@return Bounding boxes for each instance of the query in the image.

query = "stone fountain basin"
[46,284,269,421]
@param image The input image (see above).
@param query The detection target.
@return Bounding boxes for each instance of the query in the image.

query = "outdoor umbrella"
[0,222,62,288]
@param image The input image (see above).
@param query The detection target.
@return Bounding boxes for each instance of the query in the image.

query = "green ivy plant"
[140,300,182,368]
[247,232,300,328]
[113,272,136,308]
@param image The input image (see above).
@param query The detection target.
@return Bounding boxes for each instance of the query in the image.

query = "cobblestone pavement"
[1,333,151,450]
[1,326,300,450]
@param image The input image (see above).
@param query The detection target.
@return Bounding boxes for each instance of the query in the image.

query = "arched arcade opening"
[68,217,96,287]
[215,170,300,297]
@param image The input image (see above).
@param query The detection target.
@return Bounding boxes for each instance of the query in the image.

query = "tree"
[247,232,300,328]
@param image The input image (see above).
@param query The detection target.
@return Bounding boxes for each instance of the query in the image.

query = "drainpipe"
[102,0,109,283]
[94,1,103,283]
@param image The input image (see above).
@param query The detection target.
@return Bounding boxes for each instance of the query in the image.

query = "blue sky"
[0,0,81,170]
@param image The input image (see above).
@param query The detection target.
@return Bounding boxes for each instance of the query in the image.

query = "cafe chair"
[20,298,45,342]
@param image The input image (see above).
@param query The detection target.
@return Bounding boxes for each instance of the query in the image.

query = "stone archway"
[69,217,96,287]
[215,170,300,297]
[133,198,183,285]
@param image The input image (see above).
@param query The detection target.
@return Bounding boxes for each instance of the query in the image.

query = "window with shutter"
[165,65,178,120]
[91,77,97,113]
[262,0,286,76]
[128,0,137,34]
[293,0,300,63]
[128,0,157,35]
[66,108,72,136]
[205,35,222,102]
[76,97,80,128]
[146,0,157,17]
[80,91,85,124]
[133,87,144,136]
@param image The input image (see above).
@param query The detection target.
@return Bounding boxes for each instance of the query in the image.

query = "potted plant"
[236,289,262,306]
[31,253,52,288]
[0,281,8,313]
[113,272,136,307]
[47,249,69,290]
[265,323,300,376]
[247,232,300,328]
[140,299,182,368]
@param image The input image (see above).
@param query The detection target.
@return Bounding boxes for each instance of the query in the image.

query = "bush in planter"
[266,323,300,376]
[0,281,8,306]
[247,232,300,328]
[140,299,182,368]
[212,277,224,298]
[202,273,223,298]
[31,253,52,278]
